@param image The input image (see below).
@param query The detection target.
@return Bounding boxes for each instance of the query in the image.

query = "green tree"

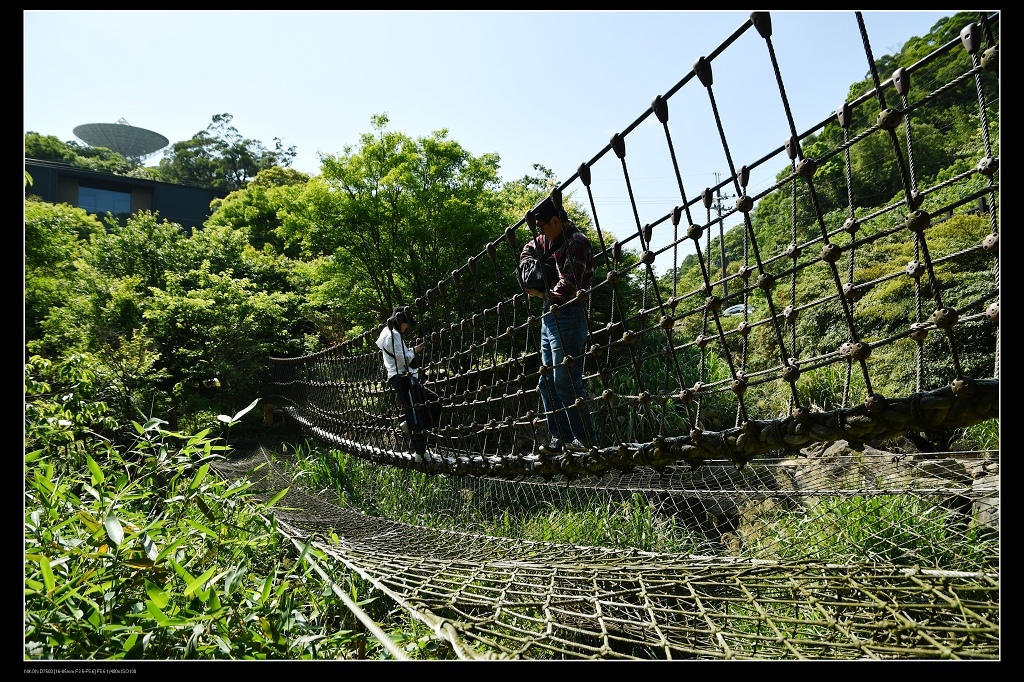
[24,132,133,174]
[206,166,311,256]
[24,201,104,350]
[156,113,298,192]
[142,262,296,422]
[280,114,507,333]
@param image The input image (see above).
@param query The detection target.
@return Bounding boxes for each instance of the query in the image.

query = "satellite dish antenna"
[73,118,169,163]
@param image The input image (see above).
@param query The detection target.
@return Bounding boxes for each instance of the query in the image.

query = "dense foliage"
[25,132,134,175]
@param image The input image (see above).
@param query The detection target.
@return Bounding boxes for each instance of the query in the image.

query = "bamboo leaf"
[77,510,102,532]
[142,532,158,560]
[259,616,273,640]
[169,558,196,585]
[86,455,104,486]
[144,580,169,609]
[184,566,218,597]
[154,538,184,565]
[124,632,152,660]
[146,601,168,626]
[124,557,156,570]
[33,469,54,494]
[39,555,54,593]
[265,487,290,509]
[223,565,246,596]
[103,511,124,547]
[296,538,312,564]
[184,518,218,538]
[219,398,260,424]
[187,463,210,494]
[259,571,274,605]
[187,429,211,446]
[194,496,218,524]
[235,397,261,421]
[209,585,222,611]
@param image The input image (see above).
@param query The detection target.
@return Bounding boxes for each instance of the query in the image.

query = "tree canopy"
[274,113,509,335]
[155,113,298,192]
[24,132,133,174]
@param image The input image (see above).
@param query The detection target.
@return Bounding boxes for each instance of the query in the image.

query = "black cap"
[392,305,416,327]
[529,196,561,225]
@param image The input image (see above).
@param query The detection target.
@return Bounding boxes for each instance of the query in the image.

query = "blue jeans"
[538,303,598,445]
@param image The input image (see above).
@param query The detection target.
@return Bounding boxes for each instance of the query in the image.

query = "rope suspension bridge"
[215,11,999,660]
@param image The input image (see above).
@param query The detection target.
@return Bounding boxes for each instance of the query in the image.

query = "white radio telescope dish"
[73,118,169,162]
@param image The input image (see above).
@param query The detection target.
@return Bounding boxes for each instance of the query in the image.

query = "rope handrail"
[265,11,998,483]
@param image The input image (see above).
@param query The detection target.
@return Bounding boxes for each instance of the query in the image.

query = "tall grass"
[290,443,996,574]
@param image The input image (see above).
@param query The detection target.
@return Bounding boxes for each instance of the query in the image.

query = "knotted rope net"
[233,11,1000,659]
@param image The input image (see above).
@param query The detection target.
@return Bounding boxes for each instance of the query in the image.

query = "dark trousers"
[389,374,441,452]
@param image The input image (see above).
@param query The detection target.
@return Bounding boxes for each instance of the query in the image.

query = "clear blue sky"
[24,10,963,267]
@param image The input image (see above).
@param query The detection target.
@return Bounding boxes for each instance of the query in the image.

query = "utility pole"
[711,172,735,298]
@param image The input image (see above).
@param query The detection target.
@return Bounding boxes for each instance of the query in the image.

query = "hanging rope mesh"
[219,11,1000,660]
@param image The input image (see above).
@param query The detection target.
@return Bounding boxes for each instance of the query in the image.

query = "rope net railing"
[265,11,998,480]
[243,11,999,659]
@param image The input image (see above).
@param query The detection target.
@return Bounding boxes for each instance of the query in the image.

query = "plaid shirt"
[520,220,595,304]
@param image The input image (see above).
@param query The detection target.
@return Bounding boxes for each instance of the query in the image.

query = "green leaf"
[169,558,196,585]
[265,487,290,509]
[184,518,218,538]
[259,571,274,606]
[296,539,313,564]
[219,398,260,424]
[209,585,222,611]
[154,538,184,565]
[122,632,139,653]
[86,455,104,486]
[146,600,169,626]
[144,580,169,609]
[187,428,212,445]
[223,565,247,596]
[38,555,55,593]
[194,496,219,523]
[32,470,55,495]
[187,463,210,494]
[142,417,167,433]
[184,566,218,597]
[103,511,124,546]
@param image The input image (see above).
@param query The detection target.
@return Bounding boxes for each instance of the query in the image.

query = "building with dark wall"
[24,158,228,233]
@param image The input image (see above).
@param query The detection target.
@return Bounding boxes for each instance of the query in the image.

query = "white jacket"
[376,325,416,380]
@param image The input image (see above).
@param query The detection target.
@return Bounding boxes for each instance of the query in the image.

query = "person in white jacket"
[375,306,440,459]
